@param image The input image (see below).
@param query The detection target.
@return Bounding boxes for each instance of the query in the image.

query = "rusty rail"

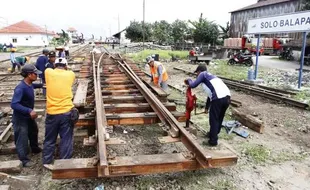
[115,54,212,168]
[92,52,109,176]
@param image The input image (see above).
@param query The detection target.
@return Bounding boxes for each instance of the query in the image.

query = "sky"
[0,0,257,39]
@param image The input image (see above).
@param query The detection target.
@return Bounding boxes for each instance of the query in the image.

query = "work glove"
[184,79,189,85]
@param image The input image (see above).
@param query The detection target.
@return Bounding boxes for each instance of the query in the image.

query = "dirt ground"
[0,56,310,190]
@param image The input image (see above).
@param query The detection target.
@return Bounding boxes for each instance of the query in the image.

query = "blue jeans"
[42,112,74,164]
[160,81,169,92]
[11,62,21,73]
[12,116,39,166]
[209,96,230,145]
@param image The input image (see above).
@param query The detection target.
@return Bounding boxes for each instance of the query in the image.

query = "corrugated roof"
[0,20,54,35]
[231,0,296,13]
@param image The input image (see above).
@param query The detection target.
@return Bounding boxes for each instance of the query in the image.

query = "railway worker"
[40,51,57,96]
[45,51,56,69]
[35,49,49,82]
[56,47,65,58]
[15,56,30,66]
[42,58,78,165]
[184,65,231,146]
[11,64,43,167]
[146,56,169,91]
[189,48,195,56]
[10,48,18,73]
[64,44,70,59]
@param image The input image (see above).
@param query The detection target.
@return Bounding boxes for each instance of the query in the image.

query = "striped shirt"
[188,71,230,101]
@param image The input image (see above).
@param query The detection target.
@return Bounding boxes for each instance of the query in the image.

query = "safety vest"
[150,61,168,85]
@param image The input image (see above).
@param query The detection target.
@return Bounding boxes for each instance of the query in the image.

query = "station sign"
[247,11,310,34]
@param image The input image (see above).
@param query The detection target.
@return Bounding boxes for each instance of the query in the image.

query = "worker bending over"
[184,65,230,146]
[11,64,43,167]
[42,58,78,164]
[10,48,29,73]
[146,56,169,91]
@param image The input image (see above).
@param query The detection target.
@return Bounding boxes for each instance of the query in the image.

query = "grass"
[272,151,307,163]
[212,180,236,190]
[209,60,249,80]
[294,90,310,103]
[127,49,189,63]
[242,144,270,164]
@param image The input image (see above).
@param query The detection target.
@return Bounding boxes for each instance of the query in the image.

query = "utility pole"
[109,24,111,37]
[118,14,120,32]
[142,0,145,50]
[45,25,48,46]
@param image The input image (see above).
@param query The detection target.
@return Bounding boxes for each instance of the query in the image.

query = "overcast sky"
[0,0,256,39]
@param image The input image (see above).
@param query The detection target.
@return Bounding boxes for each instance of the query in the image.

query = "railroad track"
[43,49,237,179]
[173,67,309,110]
[0,44,81,64]
[0,45,92,154]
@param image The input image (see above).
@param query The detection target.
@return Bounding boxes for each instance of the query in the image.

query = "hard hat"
[11,48,17,52]
[55,58,68,66]
[43,49,49,54]
[147,57,154,64]
[146,56,154,64]
[55,46,64,50]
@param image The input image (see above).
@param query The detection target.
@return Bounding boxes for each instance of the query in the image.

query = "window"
[12,38,17,43]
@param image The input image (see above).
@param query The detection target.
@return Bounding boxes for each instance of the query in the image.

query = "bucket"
[247,69,255,81]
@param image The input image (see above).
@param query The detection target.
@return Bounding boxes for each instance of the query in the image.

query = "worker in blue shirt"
[42,51,56,96]
[185,65,231,146]
[11,64,43,167]
[10,48,19,73]
[45,51,56,69]
[35,49,49,81]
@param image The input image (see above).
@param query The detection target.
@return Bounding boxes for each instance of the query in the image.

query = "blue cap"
[21,64,42,75]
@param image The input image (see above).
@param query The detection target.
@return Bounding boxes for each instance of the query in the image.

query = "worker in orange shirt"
[146,56,169,91]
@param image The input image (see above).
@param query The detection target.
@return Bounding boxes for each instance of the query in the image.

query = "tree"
[189,13,219,44]
[219,22,230,40]
[125,21,152,42]
[302,0,310,10]
[152,20,172,45]
[53,30,70,45]
[171,20,190,43]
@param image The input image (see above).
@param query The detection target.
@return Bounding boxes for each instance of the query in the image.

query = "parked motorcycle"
[279,48,294,61]
[227,53,253,66]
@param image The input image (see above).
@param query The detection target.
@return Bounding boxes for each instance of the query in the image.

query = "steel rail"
[173,67,297,96]
[173,67,309,109]
[113,54,212,168]
[92,52,109,176]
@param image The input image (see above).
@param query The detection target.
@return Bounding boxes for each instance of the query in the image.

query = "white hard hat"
[146,56,154,64]
[55,58,68,66]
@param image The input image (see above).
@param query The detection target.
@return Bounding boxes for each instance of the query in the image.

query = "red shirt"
[189,50,195,56]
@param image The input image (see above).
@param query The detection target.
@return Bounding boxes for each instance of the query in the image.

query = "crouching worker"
[11,64,43,167]
[184,65,231,146]
[146,56,169,91]
[42,58,79,165]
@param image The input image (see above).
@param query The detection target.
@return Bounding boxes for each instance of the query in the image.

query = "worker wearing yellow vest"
[147,57,169,91]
